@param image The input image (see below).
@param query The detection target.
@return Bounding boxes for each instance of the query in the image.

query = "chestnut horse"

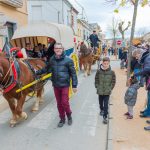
[0,53,46,127]
[79,53,94,77]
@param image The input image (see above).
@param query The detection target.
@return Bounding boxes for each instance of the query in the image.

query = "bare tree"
[108,17,119,48]
[105,0,141,81]
[118,21,131,40]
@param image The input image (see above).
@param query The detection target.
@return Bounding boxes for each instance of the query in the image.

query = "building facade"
[0,0,28,48]
[28,0,78,36]
[77,19,92,45]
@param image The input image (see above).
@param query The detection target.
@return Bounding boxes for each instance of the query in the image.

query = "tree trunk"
[127,0,139,82]
[122,32,125,40]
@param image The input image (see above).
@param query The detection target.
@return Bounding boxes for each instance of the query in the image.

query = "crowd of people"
[118,43,150,131]
[21,42,55,62]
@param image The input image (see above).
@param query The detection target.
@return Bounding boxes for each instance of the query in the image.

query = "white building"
[28,0,78,36]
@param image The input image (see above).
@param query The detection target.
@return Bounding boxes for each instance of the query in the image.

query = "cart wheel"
[69,54,79,98]
[71,53,79,74]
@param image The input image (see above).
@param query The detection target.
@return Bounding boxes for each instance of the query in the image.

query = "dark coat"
[131,57,142,72]
[135,52,150,77]
[89,34,100,47]
[37,53,78,88]
[124,83,140,106]
[121,51,128,61]
[95,65,116,95]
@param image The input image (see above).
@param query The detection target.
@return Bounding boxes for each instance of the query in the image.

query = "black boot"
[100,110,104,116]
[67,114,73,126]
[58,119,65,128]
[144,126,150,131]
[146,120,150,124]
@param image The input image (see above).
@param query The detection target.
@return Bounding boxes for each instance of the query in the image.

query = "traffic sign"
[117,40,122,45]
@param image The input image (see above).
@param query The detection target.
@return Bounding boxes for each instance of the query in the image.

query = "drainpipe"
[62,0,64,24]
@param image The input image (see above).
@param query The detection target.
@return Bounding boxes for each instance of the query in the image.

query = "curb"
[106,98,113,150]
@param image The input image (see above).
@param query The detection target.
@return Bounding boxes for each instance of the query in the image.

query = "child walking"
[95,57,116,124]
[124,76,140,119]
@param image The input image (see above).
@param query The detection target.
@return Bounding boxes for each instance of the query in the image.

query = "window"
[32,5,42,21]
[6,22,14,41]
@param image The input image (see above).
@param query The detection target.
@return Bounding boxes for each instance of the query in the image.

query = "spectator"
[25,43,34,57]
[124,76,140,119]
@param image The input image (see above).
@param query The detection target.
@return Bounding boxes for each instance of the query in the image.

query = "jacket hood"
[139,51,149,64]
[131,83,140,90]
[100,64,111,71]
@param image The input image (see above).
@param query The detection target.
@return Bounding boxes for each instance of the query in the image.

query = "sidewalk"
[111,67,150,150]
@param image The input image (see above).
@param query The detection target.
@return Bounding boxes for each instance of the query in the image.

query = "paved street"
[0,62,120,150]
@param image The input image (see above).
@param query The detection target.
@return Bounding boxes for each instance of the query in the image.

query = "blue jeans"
[143,91,150,116]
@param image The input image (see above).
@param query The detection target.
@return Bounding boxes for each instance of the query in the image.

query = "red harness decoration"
[3,62,18,94]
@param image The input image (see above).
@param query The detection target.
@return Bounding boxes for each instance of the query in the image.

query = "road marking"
[27,100,57,129]
[70,86,99,137]
[27,74,85,129]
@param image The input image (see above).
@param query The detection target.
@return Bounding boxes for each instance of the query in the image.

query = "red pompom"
[17,51,23,58]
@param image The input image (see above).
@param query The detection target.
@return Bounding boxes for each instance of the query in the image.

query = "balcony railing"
[0,0,23,8]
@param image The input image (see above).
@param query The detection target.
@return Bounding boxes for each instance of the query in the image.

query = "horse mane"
[0,52,6,57]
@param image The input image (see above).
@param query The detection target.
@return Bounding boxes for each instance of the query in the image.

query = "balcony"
[0,0,23,8]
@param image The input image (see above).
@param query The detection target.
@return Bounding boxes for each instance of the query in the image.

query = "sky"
[68,0,150,39]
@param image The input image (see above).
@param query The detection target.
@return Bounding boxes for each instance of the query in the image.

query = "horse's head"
[0,54,9,81]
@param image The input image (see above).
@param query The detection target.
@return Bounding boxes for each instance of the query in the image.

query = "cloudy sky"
[69,0,150,38]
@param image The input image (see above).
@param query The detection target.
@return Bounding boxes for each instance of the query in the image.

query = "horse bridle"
[0,57,15,91]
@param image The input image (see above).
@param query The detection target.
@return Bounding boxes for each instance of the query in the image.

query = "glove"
[35,70,42,75]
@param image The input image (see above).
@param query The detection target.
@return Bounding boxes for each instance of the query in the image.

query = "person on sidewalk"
[131,49,143,86]
[120,48,128,69]
[133,49,150,118]
[36,43,78,128]
[95,57,116,124]
[124,76,140,119]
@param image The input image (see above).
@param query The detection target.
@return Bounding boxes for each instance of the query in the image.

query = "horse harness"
[0,58,20,94]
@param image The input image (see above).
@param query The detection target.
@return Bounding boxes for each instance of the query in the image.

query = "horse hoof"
[21,112,28,120]
[10,119,17,127]
[84,74,87,77]
[31,107,39,112]
[32,103,39,112]
[10,124,16,128]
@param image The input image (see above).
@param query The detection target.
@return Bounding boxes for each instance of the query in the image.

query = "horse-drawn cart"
[0,22,79,127]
